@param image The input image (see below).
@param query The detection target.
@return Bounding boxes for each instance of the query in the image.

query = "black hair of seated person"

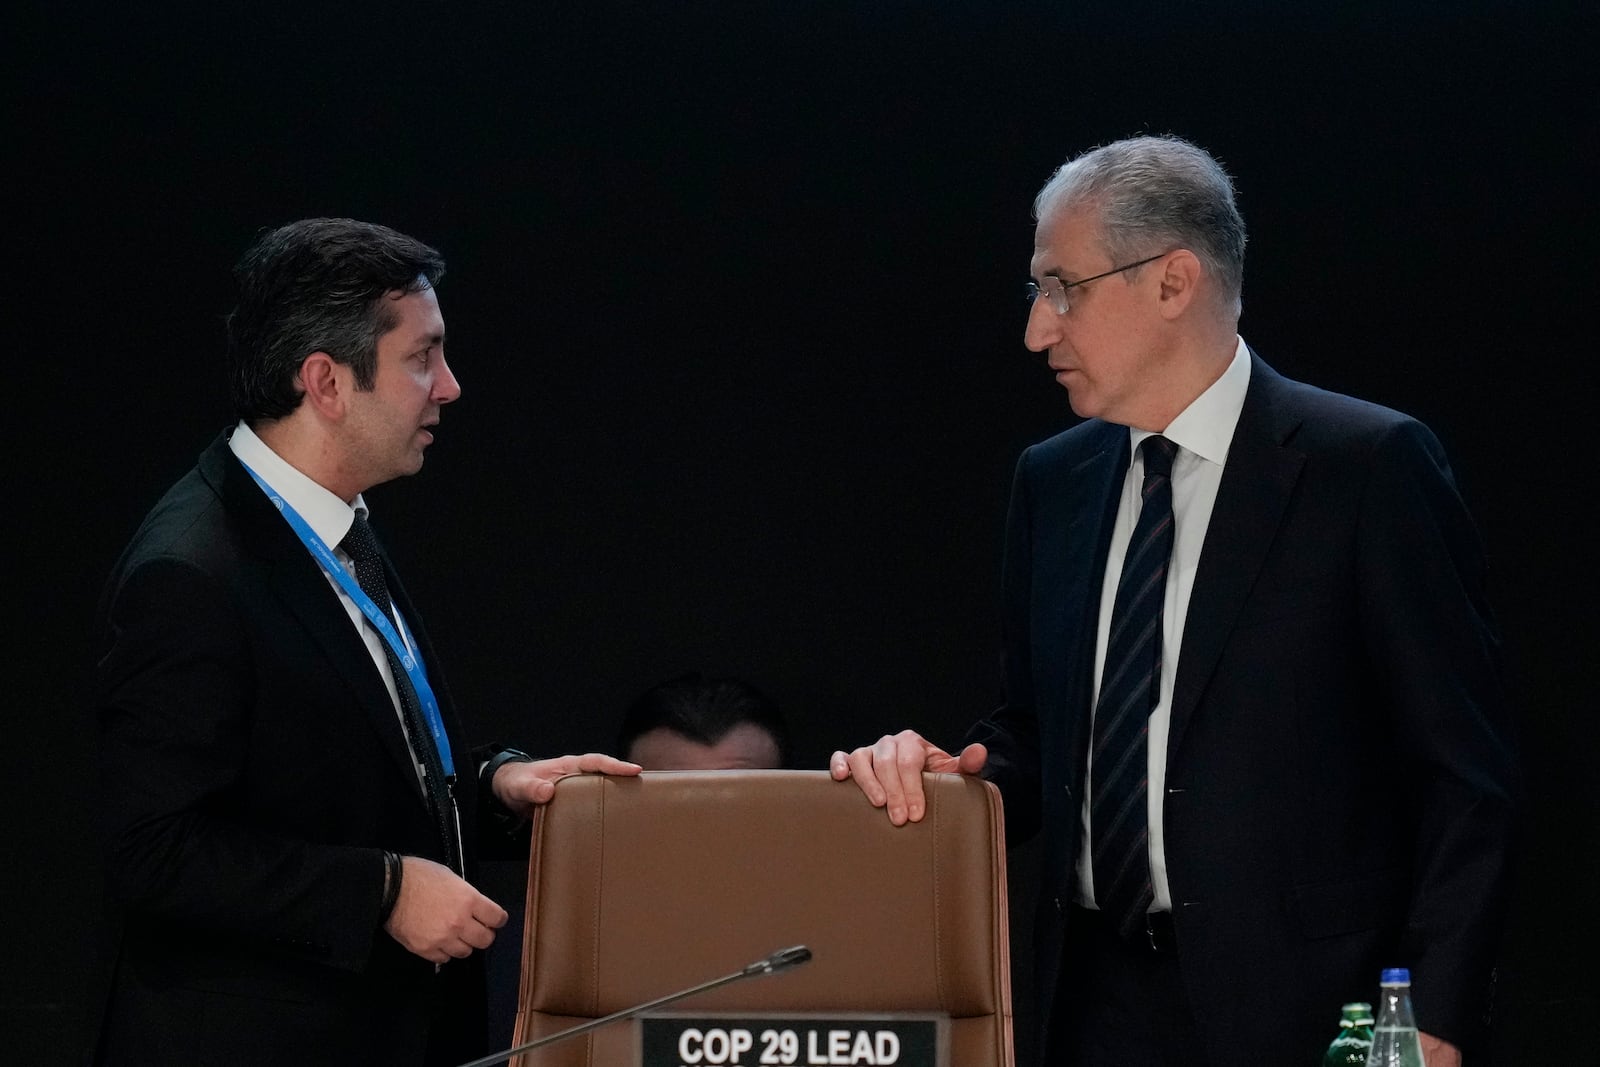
[617,673,790,769]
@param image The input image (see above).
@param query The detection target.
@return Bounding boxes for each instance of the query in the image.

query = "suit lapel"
[200,436,429,803]
[1034,424,1127,788]
[1166,356,1305,762]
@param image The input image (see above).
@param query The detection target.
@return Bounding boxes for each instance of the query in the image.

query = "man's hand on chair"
[830,731,987,825]
[491,752,641,818]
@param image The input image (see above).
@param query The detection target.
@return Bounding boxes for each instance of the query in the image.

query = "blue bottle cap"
[1380,967,1411,984]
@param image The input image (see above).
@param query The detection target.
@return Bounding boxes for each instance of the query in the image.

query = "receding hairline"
[372,278,445,341]
[1028,135,1248,311]
[1027,192,1134,285]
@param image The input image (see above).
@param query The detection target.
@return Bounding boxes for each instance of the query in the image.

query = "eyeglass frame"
[1026,251,1173,315]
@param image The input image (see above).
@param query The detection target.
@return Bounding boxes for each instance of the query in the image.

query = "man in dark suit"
[92,218,638,1065]
[831,137,1518,1065]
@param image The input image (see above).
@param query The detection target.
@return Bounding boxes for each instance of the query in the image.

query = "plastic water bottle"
[1322,1001,1375,1066]
[1365,968,1424,1067]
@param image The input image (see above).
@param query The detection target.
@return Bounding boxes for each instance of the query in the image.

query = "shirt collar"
[1130,336,1252,467]
[228,420,370,548]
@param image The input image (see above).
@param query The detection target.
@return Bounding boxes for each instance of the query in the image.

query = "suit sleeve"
[472,743,536,857]
[1356,419,1520,1044]
[964,448,1043,845]
[96,555,387,973]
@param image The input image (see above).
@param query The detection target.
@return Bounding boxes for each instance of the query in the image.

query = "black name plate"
[638,1012,946,1067]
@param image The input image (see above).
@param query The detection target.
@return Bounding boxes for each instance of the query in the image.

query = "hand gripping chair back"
[511,770,1013,1066]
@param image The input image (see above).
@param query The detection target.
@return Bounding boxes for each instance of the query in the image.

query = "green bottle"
[1322,1002,1375,1066]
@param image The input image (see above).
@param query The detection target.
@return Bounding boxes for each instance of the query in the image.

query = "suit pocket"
[1291,868,1408,940]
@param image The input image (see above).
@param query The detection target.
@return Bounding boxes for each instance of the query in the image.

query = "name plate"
[638,1012,947,1067]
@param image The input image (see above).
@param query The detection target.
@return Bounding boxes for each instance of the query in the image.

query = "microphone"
[456,945,814,1067]
[742,945,812,976]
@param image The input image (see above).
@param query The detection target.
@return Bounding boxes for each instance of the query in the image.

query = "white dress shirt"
[228,421,429,786]
[1076,337,1252,912]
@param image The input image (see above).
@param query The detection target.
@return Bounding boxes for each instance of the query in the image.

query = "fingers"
[525,752,643,789]
[455,927,491,955]
[885,730,933,825]
[834,732,985,826]
[440,895,504,958]
[844,745,887,806]
[566,752,643,776]
[538,752,641,778]
[494,753,642,814]
[836,731,938,826]
[385,856,509,963]
[956,742,988,775]
[872,735,910,823]
[473,895,509,930]
[453,891,506,954]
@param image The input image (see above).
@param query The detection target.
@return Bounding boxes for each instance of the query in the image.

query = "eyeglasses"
[1026,252,1171,315]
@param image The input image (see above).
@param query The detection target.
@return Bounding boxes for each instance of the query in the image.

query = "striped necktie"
[1091,434,1177,939]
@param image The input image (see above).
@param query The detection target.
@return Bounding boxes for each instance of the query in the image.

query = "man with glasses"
[831,136,1517,1064]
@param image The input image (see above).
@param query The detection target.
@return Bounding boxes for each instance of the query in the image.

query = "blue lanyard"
[239,462,456,778]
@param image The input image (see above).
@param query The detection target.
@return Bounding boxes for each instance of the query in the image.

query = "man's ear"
[1156,249,1202,320]
[297,353,347,419]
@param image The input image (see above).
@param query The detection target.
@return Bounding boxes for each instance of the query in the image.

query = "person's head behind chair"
[618,673,789,770]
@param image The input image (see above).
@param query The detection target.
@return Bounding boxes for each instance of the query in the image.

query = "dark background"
[6,1,1594,1062]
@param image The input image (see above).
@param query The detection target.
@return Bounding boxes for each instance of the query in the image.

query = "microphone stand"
[456,945,813,1067]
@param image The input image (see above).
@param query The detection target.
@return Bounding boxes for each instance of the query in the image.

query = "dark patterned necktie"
[1091,434,1177,939]
[340,513,462,874]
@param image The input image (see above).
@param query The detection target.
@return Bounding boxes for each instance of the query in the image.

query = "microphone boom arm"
[456,945,812,1067]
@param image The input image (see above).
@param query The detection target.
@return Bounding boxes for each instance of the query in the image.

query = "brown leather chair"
[511,770,1013,1066]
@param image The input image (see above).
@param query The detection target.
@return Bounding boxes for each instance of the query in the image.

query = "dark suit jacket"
[92,433,515,1065]
[966,353,1518,1061]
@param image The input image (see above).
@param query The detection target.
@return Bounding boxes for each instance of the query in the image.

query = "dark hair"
[617,673,790,768]
[226,218,446,422]
[1035,135,1246,315]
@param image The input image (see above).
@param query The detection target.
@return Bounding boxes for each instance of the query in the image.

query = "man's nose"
[1023,297,1061,353]
[433,354,462,403]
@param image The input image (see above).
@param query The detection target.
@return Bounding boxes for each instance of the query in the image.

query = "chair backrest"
[511,769,1013,1067]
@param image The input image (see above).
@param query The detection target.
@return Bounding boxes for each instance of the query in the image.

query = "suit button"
[1053,896,1063,914]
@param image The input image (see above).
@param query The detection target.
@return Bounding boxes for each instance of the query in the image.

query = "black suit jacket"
[967,353,1518,1061]
[92,433,512,1065]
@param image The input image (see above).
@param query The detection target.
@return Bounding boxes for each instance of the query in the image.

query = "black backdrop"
[6,1,1594,1062]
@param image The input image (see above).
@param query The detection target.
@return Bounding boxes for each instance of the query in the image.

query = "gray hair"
[1034,135,1246,314]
